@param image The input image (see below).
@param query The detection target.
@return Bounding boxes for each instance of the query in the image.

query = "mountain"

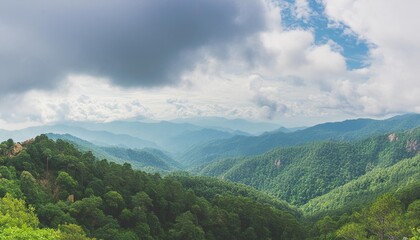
[100,147,181,172]
[0,125,158,149]
[47,133,181,172]
[162,128,238,153]
[171,116,284,135]
[181,114,420,167]
[197,127,420,205]
[63,120,245,154]
[67,120,202,143]
[0,121,244,155]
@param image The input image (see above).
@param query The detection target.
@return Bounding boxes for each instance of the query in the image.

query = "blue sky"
[281,0,370,70]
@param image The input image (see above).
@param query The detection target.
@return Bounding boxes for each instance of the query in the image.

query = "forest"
[198,128,420,206]
[0,135,304,239]
[0,131,418,239]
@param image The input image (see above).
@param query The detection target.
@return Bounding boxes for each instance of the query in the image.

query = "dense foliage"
[167,174,301,217]
[303,155,420,216]
[198,128,420,205]
[0,135,304,239]
[307,185,420,240]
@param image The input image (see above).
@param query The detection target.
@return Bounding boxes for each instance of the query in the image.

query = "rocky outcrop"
[274,159,281,168]
[12,143,23,155]
[388,133,398,142]
[406,139,419,153]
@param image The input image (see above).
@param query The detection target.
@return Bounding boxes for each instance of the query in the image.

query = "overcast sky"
[0,0,419,129]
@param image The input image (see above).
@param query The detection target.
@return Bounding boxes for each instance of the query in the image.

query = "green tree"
[59,223,94,240]
[364,193,406,240]
[169,211,205,240]
[0,178,23,198]
[20,171,48,205]
[0,194,60,239]
[69,196,105,231]
[336,223,367,240]
[55,171,78,200]
[131,191,153,212]
[0,193,39,228]
[103,191,124,217]
[37,202,75,228]
[316,216,337,240]
[406,200,420,231]
[0,226,60,240]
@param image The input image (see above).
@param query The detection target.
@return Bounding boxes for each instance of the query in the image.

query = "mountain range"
[180,114,420,167]
[0,113,419,239]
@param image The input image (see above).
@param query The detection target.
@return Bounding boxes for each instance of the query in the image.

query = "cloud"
[249,75,288,119]
[0,76,153,126]
[323,0,420,115]
[3,0,417,128]
[0,0,267,94]
[292,0,313,21]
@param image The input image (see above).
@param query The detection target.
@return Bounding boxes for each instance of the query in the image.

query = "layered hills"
[0,114,419,239]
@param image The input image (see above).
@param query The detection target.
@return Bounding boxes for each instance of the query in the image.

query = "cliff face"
[12,143,23,155]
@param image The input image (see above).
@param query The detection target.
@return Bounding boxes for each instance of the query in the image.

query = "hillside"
[167,174,301,217]
[198,128,420,205]
[181,114,420,167]
[302,155,420,216]
[100,147,181,172]
[47,134,182,173]
[0,135,305,239]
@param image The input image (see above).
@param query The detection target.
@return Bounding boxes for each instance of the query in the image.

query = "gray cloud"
[249,77,288,119]
[0,0,268,93]
[254,94,288,119]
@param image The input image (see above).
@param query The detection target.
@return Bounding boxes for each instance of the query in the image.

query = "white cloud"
[292,0,313,21]
[323,0,420,115]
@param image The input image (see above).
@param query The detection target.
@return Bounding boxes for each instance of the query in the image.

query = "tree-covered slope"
[302,155,420,216]
[167,174,301,217]
[181,114,420,167]
[198,128,420,205]
[308,189,420,240]
[0,135,305,239]
[100,146,182,172]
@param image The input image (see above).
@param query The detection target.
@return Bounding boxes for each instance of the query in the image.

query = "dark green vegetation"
[198,128,420,206]
[168,174,301,217]
[181,114,420,167]
[0,135,304,239]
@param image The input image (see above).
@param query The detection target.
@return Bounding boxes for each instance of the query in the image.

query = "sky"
[0,0,419,130]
